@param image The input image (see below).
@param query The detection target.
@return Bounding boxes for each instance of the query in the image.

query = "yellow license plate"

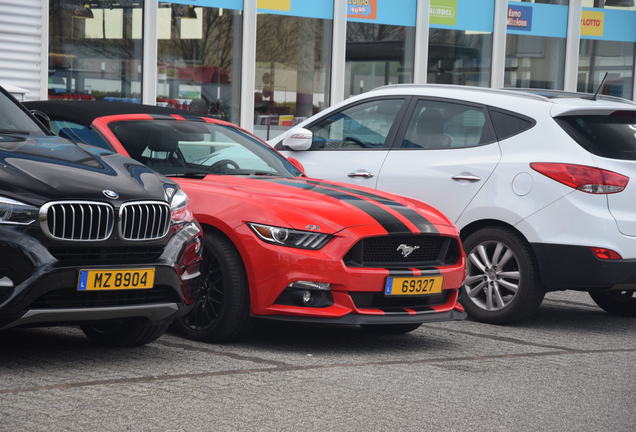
[384,276,444,296]
[77,269,155,291]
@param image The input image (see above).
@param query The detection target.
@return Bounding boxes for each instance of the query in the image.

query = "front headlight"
[248,223,331,250]
[170,189,193,225]
[0,196,38,225]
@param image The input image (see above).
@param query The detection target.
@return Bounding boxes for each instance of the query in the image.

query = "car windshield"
[109,120,301,178]
[0,90,45,136]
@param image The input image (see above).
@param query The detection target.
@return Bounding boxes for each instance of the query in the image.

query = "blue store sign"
[507,5,533,31]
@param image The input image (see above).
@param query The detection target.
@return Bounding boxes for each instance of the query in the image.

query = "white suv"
[271,84,636,324]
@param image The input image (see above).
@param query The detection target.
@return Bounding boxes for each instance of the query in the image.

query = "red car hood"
[176,175,454,235]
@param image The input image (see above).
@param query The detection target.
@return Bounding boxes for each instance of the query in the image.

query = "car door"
[376,97,501,223]
[279,97,410,187]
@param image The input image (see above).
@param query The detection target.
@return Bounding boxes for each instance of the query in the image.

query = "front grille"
[30,286,180,309]
[119,201,171,241]
[344,234,460,268]
[350,291,451,312]
[41,201,114,241]
[49,246,164,264]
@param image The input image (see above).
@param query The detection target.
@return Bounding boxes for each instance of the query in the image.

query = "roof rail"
[373,83,550,102]
[504,88,636,105]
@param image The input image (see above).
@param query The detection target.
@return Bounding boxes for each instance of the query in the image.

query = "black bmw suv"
[0,87,202,346]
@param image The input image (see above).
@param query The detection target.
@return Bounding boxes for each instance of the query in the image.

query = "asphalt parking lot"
[1,290,634,432]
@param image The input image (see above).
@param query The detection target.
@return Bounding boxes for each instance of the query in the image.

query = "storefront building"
[0,0,635,138]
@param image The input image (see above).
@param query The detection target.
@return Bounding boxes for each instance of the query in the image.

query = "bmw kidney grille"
[40,201,170,241]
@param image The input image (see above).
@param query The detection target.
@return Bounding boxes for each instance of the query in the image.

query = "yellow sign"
[257,0,291,11]
[581,11,604,37]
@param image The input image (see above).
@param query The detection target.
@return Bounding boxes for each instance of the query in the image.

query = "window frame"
[299,95,413,152]
[487,106,537,141]
[391,96,498,151]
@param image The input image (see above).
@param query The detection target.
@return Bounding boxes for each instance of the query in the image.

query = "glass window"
[428,0,494,87]
[578,40,635,98]
[254,8,332,140]
[157,3,242,123]
[0,91,43,135]
[582,1,636,11]
[50,120,111,149]
[556,113,636,160]
[578,2,636,99]
[308,99,404,150]
[489,109,535,141]
[505,35,566,89]
[110,120,301,177]
[48,1,143,102]
[345,23,415,97]
[428,30,493,87]
[505,1,568,89]
[401,100,494,149]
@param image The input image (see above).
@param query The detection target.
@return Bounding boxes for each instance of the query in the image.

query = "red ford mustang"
[27,101,467,341]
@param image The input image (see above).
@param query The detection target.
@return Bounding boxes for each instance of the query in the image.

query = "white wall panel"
[0,0,48,100]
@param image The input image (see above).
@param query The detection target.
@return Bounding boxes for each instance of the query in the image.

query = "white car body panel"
[377,143,501,224]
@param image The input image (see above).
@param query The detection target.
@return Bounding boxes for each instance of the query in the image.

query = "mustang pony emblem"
[397,244,420,258]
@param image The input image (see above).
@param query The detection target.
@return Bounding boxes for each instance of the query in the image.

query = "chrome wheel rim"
[463,241,520,311]
[182,250,224,331]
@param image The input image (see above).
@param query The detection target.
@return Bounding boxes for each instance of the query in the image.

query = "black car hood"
[0,135,174,206]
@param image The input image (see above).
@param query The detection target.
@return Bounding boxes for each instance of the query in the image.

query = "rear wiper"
[164,172,209,179]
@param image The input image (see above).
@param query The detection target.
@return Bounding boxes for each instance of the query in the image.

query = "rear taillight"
[590,247,622,260]
[530,163,629,194]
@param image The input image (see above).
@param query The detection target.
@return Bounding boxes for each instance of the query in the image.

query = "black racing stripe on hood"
[260,178,411,234]
[300,179,439,234]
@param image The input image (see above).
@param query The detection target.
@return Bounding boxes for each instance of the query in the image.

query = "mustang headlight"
[0,196,38,225]
[170,189,193,225]
[248,223,331,250]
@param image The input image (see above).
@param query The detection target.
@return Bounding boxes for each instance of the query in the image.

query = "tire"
[460,227,545,324]
[81,318,171,347]
[589,290,636,317]
[361,323,422,334]
[173,231,252,342]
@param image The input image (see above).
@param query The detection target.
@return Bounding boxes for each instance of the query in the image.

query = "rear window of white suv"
[556,112,636,161]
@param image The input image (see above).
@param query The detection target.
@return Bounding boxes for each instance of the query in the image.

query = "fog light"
[194,237,202,254]
[288,281,331,291]
[275,284,334,308]
[0,276,13,288]
[302,290,312,305]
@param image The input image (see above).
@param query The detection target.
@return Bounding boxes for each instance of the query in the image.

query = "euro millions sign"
[347,0,377,20]
[507,5,533,31]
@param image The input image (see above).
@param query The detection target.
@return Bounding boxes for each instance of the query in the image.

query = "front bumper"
[256,308,466,325]
[532,242,636,291]
[235,223,466,324]
[0,222,202,328]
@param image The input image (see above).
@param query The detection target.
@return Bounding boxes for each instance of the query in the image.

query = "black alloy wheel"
[173,231,252,342]
[182,248,224,331]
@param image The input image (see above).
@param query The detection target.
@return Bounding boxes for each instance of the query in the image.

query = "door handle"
[348,170,375,179]
[452,174,481,182]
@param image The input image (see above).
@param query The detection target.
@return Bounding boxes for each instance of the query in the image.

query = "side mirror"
[287,156,306,176]
[30,109,51,132]
[282,127,312,151]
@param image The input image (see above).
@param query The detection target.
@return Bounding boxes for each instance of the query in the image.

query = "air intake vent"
[119,201,171,241]
[41,201,114,241]
[344,234,459,268]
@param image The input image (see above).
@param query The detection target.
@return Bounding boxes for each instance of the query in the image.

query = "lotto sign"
[347,0,377,20]
[581,11,604,37]
[257,0,291,11]
[429,0,457,26]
